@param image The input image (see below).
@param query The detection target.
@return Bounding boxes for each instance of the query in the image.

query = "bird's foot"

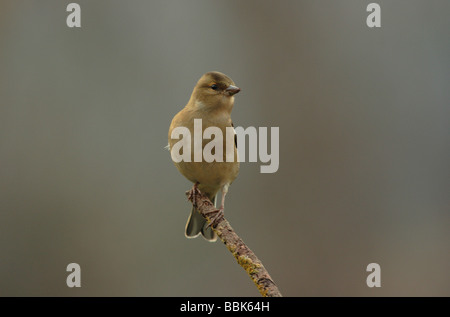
[186,182,200,206]
[206,207,224,229]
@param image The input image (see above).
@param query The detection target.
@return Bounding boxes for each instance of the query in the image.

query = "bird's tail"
[185,195,217,242]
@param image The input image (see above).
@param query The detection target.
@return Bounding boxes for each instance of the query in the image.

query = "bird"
[168,71,240,242]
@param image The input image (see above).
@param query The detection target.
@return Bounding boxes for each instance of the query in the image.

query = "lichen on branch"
[186,185,282,297]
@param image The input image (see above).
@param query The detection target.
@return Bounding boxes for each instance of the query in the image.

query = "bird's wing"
[231,122,237,148]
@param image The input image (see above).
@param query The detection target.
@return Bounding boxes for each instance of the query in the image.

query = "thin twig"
[186,185,282,297]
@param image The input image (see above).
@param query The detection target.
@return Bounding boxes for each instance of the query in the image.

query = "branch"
[186,185,282,297]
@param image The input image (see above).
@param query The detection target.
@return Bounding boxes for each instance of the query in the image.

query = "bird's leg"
[206,184,229,228]
[187,182,200,207]
[218,184,228,212]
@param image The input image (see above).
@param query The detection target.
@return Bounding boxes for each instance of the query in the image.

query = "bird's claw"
[206,208,224,229]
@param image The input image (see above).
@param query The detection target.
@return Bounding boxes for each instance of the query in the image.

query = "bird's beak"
[225,85,241,96]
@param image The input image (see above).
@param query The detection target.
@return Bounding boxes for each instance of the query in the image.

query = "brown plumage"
[168,71,240,241]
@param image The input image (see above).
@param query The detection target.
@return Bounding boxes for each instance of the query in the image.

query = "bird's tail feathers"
[185,195,217,242]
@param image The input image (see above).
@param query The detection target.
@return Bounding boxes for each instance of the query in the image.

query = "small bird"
[168,71,240,242]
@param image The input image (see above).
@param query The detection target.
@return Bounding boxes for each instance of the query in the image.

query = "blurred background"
[0,0,449,296]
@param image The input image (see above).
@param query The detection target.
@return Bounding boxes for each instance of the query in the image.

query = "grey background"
[0,0,449,296]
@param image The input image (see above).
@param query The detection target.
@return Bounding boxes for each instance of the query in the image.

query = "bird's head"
[189,71,240,112]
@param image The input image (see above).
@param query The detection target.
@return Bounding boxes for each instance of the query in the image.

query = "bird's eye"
[210,84,218,90]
